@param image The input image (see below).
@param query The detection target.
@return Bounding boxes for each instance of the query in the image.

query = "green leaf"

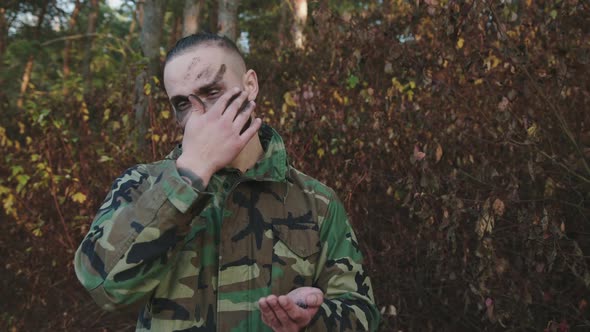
[11,165,24,176]
[32,228,43,237]
[71,192,87,204]
[347,74,360,89]
[37,109,51,125]
[98,155,113,163]
[16,174,30,193]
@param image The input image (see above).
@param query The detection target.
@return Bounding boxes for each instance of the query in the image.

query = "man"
[74,33,379,331]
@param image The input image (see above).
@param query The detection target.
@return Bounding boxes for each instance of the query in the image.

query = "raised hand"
[258,287,324,332]
[175,87,262,188]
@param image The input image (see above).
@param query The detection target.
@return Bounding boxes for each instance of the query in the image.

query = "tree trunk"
[209,0,218,36]
[182,0,203,37]
[217,0,239,41]
[127,0,140,44]
[141,0,166,85]
[0,7,7,57]
[63,0,81,92]
[17,56,34,108]
[0,7,8,94]
[82,0,99,92]
[169,14,182,49]
[133,71,150,149]
[278,1,289,49]
[136,0,145,30]
[291,0,307,49]
[17,1,48,109]
[134,0,166,149]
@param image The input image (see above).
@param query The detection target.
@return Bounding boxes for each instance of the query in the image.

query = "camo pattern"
[74,124,379,331]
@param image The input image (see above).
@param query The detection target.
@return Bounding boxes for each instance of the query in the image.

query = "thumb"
[306,292,324,307]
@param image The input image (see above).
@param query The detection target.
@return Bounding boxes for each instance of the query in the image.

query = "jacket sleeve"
[74,159,211,311]
[308,197,380,331]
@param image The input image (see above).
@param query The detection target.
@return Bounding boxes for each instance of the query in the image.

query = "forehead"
[164,45,238,93]
[167,45,228,70]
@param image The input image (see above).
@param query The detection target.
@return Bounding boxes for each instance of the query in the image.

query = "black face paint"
[196,67,211,79]
[213,64,226,82]
[176,108,190,125]
[240,117,252,135]
[233,99,253,134]
[184,56,201,80]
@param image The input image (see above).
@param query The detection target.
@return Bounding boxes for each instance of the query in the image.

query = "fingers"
[259,296,282,330]
[233,101,255,130]
[188,87,260,143]
[267,295,298,330]
[239,118,262,142]
[305,292,324,308]
[278,295,307,325]
[188,94,205,113]
[223,90,250,120]
[260,292,321,331]
[286,286,324,308]
[211,87,242,117]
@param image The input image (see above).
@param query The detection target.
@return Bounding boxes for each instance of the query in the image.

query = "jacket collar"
[244,124,288,182]
[165,124,288,182]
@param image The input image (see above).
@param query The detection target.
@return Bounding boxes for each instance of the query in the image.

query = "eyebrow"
[198,64,226,92]
[169,64,227,102]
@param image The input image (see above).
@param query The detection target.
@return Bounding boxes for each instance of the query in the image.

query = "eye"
[207,90,221,98]
[175,101,190,111]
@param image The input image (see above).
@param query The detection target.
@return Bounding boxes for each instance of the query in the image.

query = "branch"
[485,1,590,178]
[507,138,590,185]
[40,33,100,46]
[40,33,136,55]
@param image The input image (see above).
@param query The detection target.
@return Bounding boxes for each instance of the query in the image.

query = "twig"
[45,146,75,250]
[41,33,135,55]
[41,33,100,46]
[346,171,368,211]
[506,138,590,184]
[536,150,590,184]
[485,0,590,177]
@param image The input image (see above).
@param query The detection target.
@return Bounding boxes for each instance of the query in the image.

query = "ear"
[242,69,259,101]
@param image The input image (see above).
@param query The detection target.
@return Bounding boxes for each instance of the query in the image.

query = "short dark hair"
[165,32,244,66]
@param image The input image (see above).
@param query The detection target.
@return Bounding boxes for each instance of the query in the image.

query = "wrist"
[176,156,214,190]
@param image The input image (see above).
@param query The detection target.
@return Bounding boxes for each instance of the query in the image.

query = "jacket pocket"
[274,222,321,258]
[271,217,321,294]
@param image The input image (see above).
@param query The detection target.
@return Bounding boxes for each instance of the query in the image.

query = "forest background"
[0,0,589,331]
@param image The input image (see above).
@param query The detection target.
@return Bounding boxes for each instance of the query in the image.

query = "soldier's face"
[163,45,257,127]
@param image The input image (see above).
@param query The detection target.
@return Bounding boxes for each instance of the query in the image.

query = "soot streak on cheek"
[175,109,190,126]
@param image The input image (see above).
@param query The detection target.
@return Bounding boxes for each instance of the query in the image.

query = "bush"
[1,0,588,330]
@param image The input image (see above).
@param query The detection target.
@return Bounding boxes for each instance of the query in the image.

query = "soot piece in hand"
[296,300,308,309]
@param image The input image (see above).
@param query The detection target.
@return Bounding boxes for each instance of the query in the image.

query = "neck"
[230,132,264,173]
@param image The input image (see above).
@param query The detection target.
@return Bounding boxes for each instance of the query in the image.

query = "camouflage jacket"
[74,125,379,331]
